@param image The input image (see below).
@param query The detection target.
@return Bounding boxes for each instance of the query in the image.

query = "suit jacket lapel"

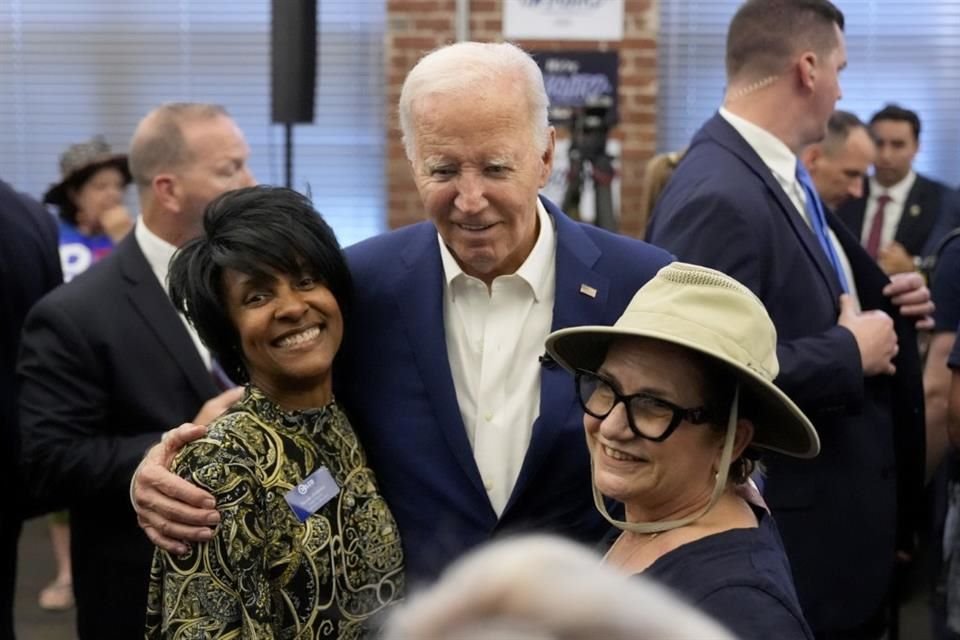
[706,115,842,303]
[507,201,608,510]
[119,235,219,400]
[394,224,489,501]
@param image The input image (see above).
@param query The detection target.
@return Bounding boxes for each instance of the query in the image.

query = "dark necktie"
[865,194,892,259]
[795,164,850,293]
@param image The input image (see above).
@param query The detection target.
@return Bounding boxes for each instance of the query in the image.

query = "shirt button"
[484,412,493,422]
[484,481,494,492]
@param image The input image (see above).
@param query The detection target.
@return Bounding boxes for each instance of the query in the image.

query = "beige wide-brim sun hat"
[545,262,819,459]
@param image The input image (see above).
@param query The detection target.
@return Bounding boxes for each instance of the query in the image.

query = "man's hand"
[132,423,219,555]
[883,271,935,330]
[878,242,915,276]
[837,294,898,376]
[194,386,244,426]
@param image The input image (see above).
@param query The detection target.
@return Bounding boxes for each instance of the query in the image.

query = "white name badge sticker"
[284,466,340,522]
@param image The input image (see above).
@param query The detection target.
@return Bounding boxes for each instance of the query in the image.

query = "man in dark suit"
[0,180,61,640]
[130,42,673,582]
[837,104,960,275]
[17,103,253,639]
[647,1,928,638]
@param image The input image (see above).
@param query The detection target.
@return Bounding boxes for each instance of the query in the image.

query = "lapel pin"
[579,284,597,298]
[909,204,921,217]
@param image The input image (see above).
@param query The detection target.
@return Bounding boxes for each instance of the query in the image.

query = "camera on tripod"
[562,95,616,231]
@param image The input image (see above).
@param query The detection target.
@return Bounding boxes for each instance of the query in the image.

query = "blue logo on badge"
[284,467,340,523]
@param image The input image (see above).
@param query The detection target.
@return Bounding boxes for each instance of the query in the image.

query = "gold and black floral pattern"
[144,386,404,639]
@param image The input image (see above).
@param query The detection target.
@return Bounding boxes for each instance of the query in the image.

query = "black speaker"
[271,0,317,124]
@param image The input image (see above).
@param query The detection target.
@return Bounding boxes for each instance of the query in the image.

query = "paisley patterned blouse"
[144,386,404,639]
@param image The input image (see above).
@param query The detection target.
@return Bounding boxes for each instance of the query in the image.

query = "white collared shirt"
[440,199,557,516]
[863,171,917,250]
[719,108,859,304]
[134,220,211,369]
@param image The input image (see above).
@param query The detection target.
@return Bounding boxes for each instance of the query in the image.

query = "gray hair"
[398,41,550,160]
[383,535,736,640]
[128,103,229,188]
[822,110,870,156]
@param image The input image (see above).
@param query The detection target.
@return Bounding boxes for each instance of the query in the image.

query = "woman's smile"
[273,324,324,350]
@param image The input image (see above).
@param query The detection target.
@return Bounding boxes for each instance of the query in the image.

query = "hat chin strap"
[590,385,740,535]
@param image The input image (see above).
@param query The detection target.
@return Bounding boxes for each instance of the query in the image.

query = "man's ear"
[152,174,180,213]
[539,126,557,187]
[797,51,818,91]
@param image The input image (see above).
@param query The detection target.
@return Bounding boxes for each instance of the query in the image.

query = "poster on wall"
[503,0,624,41]
[534,50,619,126]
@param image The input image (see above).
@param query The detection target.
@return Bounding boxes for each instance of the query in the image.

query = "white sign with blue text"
[503,0,624,41]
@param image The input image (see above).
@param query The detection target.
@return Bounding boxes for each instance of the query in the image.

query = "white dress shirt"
[863,171,917,249]
[134,220,211,369]
[719,108,859,305]
[440,199,557,516]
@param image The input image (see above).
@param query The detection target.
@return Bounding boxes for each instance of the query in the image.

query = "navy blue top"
[642,505,813,640]
[932,235,960,370]
[931,233,960,334]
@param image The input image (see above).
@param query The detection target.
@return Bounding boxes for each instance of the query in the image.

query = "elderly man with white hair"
[131,41,672,583]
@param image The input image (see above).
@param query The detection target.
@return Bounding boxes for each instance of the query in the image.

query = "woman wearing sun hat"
[545,262,819,640]
[43,135,133,283]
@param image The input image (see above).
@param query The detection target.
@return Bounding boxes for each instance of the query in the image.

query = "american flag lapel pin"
[579,284,597,298]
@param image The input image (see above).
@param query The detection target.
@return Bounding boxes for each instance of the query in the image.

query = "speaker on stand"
[271,0,317,188]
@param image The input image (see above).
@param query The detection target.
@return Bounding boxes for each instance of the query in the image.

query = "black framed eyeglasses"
[574,368,716,441]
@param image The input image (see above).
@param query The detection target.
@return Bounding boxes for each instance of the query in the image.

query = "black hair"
[168,185,352,383]
[50,162,129,225]
[870,104,921,142]
[697,354,761,485]
[726,0,845,81]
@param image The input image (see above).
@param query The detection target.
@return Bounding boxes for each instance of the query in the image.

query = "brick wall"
[385,0,658,238]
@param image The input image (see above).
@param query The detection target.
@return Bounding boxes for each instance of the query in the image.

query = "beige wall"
[385,0,658,238]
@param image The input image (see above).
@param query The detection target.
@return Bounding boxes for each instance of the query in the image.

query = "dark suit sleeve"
[18,294,162,512]
[650,191,863,417]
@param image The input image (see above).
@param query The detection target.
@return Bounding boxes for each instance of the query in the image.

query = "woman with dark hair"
[144,185,404,639]
[545,262,819,639]
[43,136,133,283]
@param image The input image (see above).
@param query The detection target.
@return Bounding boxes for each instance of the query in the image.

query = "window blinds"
[658,1,960,186]
[0,0,386,246]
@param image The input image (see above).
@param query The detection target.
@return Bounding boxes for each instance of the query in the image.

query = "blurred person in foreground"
[131,42,672,583]
[144,186,403,638]
[383,534,734,640]
[546,262,818,640]
[17,103,253,639]
[0,179,61,640]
